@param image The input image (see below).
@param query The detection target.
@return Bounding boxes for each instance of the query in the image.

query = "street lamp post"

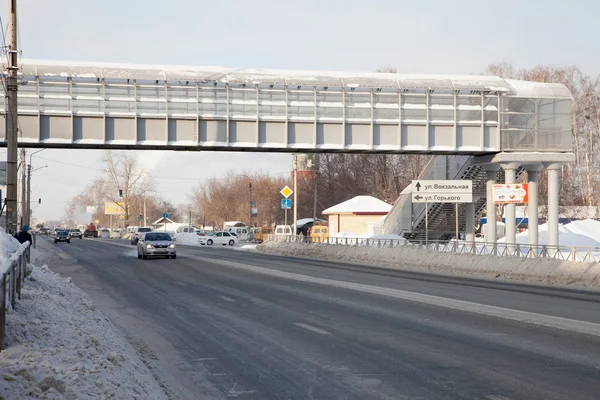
[26,149,46,227]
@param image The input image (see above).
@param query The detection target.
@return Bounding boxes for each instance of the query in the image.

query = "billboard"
[104,202,125,215]
[492,183,529,204]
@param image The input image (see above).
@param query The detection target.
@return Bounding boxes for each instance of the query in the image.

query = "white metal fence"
[266,235,600,263]
[0,242,30,351]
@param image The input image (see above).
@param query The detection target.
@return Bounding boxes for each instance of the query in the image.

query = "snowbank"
[258,241,600,289]
[499,219,600,248]
[0,228,24,275]
[0,267,167,398]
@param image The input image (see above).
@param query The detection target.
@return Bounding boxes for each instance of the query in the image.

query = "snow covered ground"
[0,234,167,399]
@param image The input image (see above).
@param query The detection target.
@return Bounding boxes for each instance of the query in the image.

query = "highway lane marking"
[187,255,600,338]
[293,322,330,335]
[219,295,236,302]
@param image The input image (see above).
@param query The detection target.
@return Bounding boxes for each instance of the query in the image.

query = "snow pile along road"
[0,264,167,399]
[259,240,600,289]
[499,219,600,248]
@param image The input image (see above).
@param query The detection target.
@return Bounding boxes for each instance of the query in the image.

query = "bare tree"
[102,151,154,224]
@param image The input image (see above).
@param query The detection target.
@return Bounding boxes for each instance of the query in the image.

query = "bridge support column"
[502,163,520,251]
[485,167,499,244]
[544,163,562,250]
[465,203,475,244]
[525,165,542,249]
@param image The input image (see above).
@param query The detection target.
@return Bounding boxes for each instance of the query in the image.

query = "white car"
[199,231,238,246]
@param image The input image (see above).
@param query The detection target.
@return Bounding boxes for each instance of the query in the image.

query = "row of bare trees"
[185,154,431,228]
[64,152,184,227]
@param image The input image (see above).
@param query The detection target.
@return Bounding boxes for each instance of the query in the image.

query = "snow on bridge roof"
[19,59,572,99]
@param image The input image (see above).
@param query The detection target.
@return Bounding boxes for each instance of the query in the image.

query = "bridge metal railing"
[264,235,600,263]
[0,242,30,352]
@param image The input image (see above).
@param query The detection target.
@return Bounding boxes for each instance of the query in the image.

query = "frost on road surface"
[0,236,168,400]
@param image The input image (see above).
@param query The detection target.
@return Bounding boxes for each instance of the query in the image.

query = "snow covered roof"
[323,196,392,215]
[19,59,572,99]
[151,217,175,225]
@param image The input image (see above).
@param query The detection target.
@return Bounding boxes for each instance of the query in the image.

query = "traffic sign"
[412,193,473,203]
[163,212,169,219]
[412,180,472,193]
[281,198,292,209]
[411,180,473,203]
[119,215,124,220]
[280,186,293,199]
[492,183,528,204]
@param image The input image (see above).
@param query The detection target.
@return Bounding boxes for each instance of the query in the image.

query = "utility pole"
[143,198,146,226]
[293,154,298,235]
[312,155,318,222]
[248,181,252,228]
[20,148,25,226]
[5,0,18,233]
[25,163,30,227]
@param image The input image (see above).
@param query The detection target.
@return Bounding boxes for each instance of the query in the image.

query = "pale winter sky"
[2,0,597,220]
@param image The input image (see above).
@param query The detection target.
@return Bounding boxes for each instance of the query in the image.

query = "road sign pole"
[284,209,288,227]
[455,203,459,250]
[425,202,428,246]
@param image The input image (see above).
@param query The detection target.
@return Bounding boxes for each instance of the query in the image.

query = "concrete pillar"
[525,166,542,248]
[546,164,561,249]
[502,164,519,248]
[485,168,498,244]
[465,202,475,243]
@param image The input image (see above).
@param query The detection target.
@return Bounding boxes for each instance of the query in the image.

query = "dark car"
[54,230,70,244]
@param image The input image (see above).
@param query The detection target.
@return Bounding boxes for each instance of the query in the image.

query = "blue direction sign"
[163,212,168,219]
[281,198,292,209]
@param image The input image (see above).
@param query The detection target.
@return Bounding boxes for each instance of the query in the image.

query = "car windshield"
[144,233,171,241]
[138,227,152,232]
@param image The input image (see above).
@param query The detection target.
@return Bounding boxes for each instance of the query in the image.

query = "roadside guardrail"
[0,242,30,351]
[265,235,600,263]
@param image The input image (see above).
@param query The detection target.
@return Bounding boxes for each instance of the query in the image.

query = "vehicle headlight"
[146,244,153,249]
[168,244,175,248]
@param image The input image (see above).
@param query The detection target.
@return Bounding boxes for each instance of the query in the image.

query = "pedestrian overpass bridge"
[1,59,572,154]
[2,59,575,250]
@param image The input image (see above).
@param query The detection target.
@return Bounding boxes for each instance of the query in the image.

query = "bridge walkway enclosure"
[0,59,572,153]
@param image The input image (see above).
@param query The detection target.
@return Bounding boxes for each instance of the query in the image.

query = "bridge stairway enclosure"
[383,155,525,243]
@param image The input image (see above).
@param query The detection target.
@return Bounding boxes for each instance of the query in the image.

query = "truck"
[83,222,98,238]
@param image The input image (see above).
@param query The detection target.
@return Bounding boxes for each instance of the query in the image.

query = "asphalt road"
[48,236,600,400]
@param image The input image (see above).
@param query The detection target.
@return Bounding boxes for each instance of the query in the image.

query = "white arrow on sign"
[412,180,473,193]
[412,193,473,204]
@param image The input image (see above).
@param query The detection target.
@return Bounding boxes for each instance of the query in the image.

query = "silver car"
[137,232,176,259]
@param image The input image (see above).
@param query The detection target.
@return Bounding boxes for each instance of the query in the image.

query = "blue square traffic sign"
[281,198,292,209]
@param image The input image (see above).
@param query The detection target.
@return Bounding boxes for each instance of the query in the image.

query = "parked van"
[274,225,293,237]
[227,227,248,241]
[311,225,329,243]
